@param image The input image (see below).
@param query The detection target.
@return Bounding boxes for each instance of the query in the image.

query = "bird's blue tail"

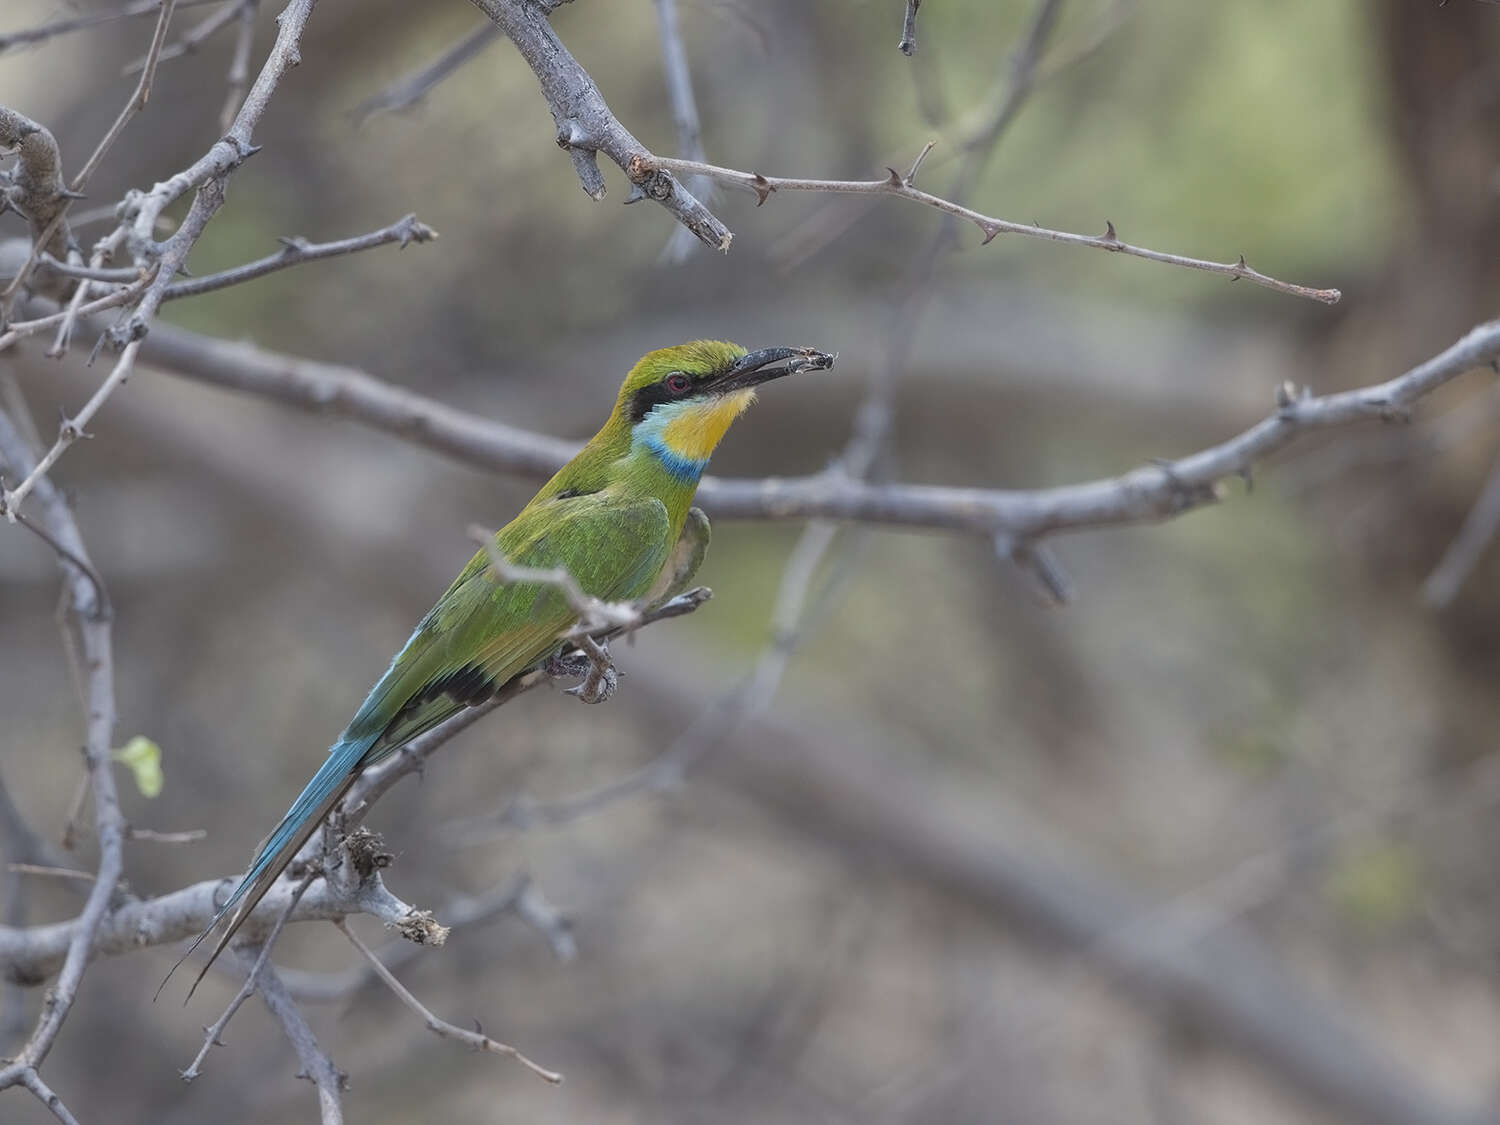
[160,733,377,1000]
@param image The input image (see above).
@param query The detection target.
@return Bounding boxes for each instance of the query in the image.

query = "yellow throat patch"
[659,389,757,462]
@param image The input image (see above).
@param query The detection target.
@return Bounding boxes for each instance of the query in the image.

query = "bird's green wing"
[343,491,673,763]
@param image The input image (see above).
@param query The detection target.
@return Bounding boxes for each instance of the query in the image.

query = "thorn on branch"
[1102,220,1119,244]
[995,535,1074,606]
[751,173,774,206]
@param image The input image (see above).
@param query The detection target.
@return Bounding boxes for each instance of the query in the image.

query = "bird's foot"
[549,635,619,704]
[544,650,593,679]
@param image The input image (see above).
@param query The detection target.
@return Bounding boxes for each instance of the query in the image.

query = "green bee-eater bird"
[172,341,835,996]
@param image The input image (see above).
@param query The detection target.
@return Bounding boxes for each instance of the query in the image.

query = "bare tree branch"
[98,310,1500,549]
[160,213,436,300]
[0,0,178,313]
[1422,446,1500,608]
[899,0,923,55]
[645,153,1342,304]
[351,19,502,124]
[0,0,319,518]
[0,863,430,985]
[0,0,216,56]
[123,0,240,74]
[219,0,260,134]
[335,920,563,1085]
[468,0,733,251]
[0,399,125,1113]
[652,0,717,262]
[246,952,345,1124]
[697,693,1497,1125]
[181,871,315,1083]
[17,1067,82,1125]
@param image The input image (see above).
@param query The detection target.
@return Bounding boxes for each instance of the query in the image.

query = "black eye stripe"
[628,370,706,422]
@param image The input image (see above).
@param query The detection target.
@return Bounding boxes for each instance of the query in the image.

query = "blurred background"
[4,1,1500,1122]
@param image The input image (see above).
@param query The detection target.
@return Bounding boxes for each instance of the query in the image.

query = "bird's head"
[617,341,836,476]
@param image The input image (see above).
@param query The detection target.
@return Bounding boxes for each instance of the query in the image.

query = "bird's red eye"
[664,373,692,395]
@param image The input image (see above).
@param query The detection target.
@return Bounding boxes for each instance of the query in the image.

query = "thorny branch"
[335,920,563,1085]
[93,309,1500,562]
[0,400,124,1122]
[450,0,1069,844]
[246,952,346,1125]
[645,153,1341,304]
[469,0,733,252]
[181,871,316,1083]
[0,0,322,519]
[0,0,179,314]
[465,0,1329,300]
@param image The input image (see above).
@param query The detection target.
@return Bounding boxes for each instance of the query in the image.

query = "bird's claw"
[549,638,619,704]
[565,663,619,705]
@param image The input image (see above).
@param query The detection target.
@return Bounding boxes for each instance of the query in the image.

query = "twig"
[652,0,717,262]
[7,865,94,883]
[1421,448,1500,608]
[0,339,144,519]
[899,0,922,55]
[3,0,319,511]
[0,269,155,352]
[220,0,259,135]
[0,864,433,984]
[446,527,839,843]
[350,19,501,124]
[272,874,537,1001]
[334,919,563,1085]
[182,871,315,1082]
[0,397,124,1092]
[468,524,640,629]
[0,0,179,312]
[512,878,576,961]
[645,153,1341,304]
[18,1066,82,1125]
[128,826,209,843]
[249,954,345,1124]
[161,214,436,300]
[7,511,110,612]
[33,256,141,284]
[0,0,215,55]
[468,0,732,252]
[124,0,240,73]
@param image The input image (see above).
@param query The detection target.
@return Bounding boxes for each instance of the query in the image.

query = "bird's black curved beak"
[710,347,836,393]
